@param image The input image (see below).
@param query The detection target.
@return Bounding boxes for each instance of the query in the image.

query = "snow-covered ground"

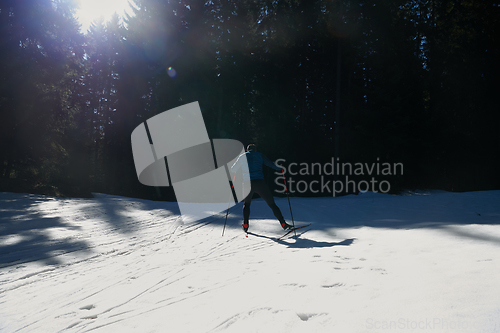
[1,190,500,332]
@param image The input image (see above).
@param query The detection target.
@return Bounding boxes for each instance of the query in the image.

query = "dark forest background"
[1,0,499,200]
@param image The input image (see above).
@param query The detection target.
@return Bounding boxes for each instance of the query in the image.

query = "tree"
[0,0,84,194]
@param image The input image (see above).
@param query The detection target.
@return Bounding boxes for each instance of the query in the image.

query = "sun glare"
[75,0,134,33]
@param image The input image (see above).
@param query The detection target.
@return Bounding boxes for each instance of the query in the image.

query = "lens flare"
[167,67,177,78]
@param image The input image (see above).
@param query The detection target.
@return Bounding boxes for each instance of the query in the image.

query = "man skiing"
[231,144,293,233]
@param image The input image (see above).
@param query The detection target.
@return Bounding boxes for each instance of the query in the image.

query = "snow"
[1,190,500,332]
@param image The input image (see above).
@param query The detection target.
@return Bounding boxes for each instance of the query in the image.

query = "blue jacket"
[231,151,281,181]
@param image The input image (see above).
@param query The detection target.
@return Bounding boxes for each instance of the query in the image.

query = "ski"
[277,223,311,240]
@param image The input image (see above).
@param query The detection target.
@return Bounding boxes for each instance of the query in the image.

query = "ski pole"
[222,172,236,236]
[281,167,296,237]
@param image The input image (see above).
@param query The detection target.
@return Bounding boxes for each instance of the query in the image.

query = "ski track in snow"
[1,190,500,332]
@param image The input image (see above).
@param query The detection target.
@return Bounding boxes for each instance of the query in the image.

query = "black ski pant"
[243,179,285,225]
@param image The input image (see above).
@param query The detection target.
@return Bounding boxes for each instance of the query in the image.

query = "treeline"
[1,0,499,199]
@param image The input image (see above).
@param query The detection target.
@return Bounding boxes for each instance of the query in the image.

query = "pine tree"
[0,0,84,194]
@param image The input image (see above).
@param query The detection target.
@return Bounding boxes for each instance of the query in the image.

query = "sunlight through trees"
[1,0,499,198]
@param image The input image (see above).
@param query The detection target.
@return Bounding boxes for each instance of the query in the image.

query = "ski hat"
[247,144,257,152]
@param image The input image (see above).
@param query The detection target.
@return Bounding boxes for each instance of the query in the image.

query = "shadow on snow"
[1,190,499,268]
[0,193,91,268]
[0,192,180,268]
[247,230,355,249]
[216,190,500,246]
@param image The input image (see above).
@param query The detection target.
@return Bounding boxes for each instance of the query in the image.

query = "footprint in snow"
[321,283,344,288]
[296,312,327,321]
[79,304,95,311]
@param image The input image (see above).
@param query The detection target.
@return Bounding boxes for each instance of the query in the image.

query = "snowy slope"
[1,190,500,332]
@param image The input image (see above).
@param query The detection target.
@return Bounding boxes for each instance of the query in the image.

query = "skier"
[231,144,293,233]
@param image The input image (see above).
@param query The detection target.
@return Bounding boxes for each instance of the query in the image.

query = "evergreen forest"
[1,0,499,199]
